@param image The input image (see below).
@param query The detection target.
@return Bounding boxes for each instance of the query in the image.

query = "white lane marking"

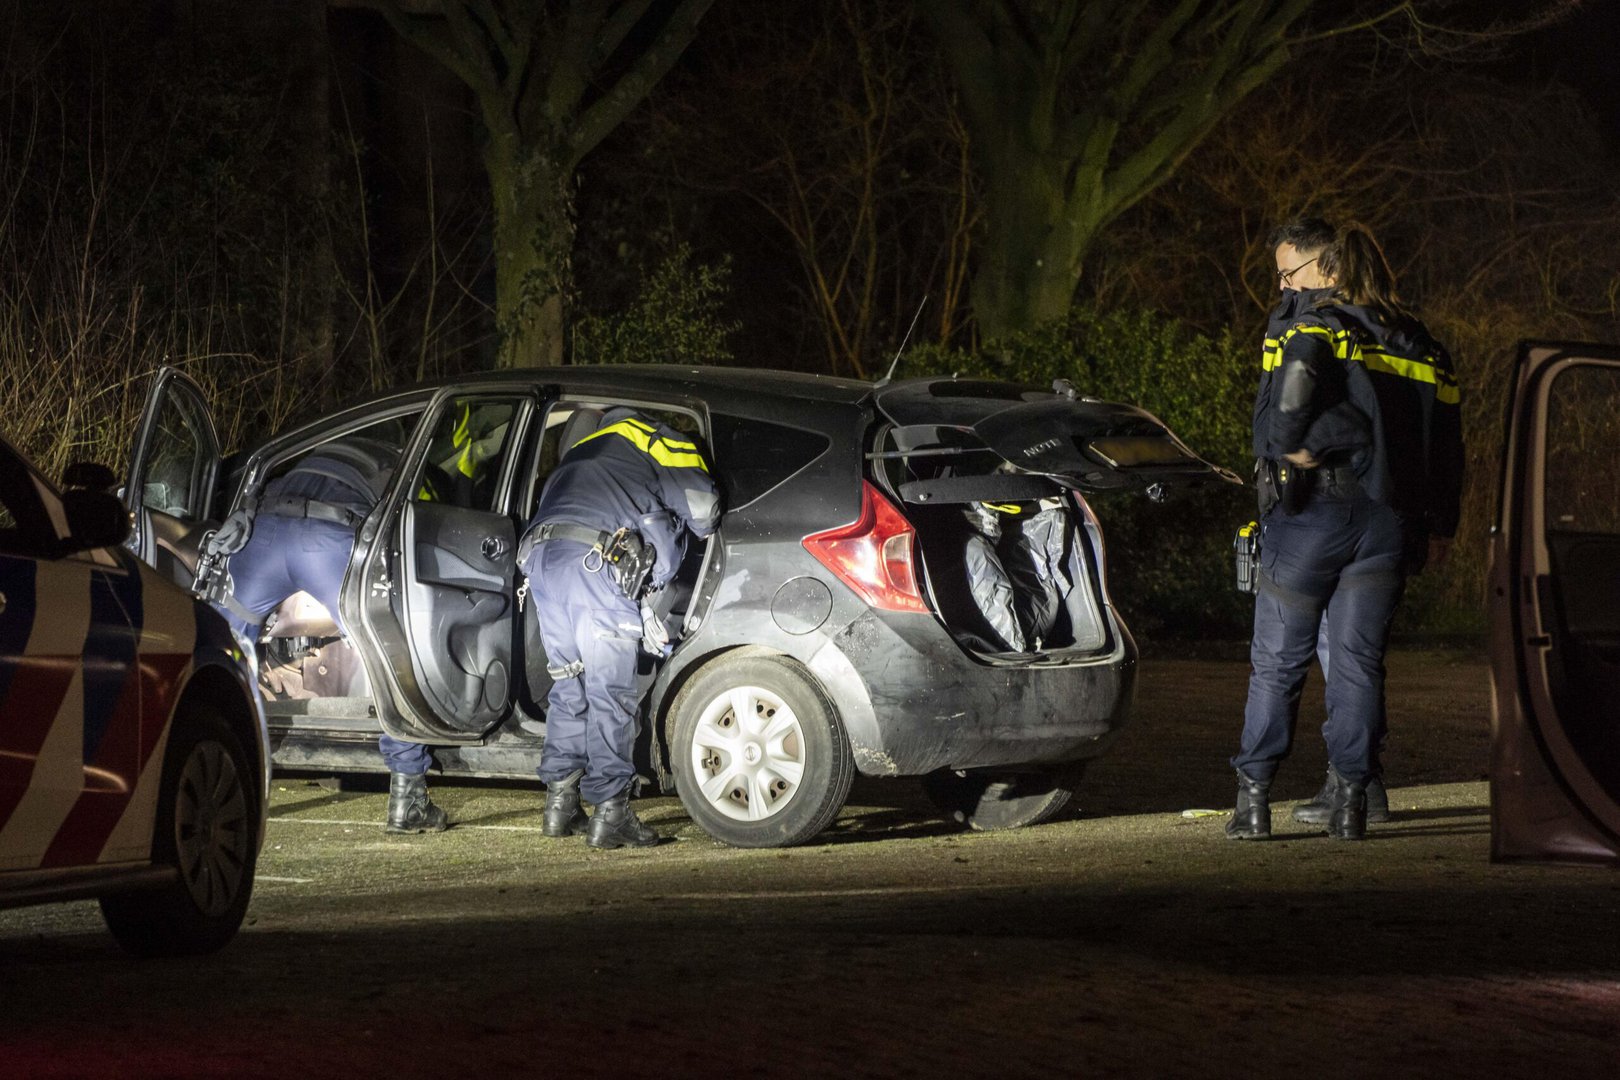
[269,817,553,834]
[257,875,314,883]
[658,884,1030,901]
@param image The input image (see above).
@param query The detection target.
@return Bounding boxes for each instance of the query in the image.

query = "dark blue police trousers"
[227,512,431,776]
[1232,496,1405,786]
[528,539,644,806]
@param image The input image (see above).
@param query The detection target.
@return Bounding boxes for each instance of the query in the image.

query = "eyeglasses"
[1277,257,1317,287]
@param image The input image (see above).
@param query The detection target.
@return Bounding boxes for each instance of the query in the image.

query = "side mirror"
[63,460,120,492]
[61,490,133,552]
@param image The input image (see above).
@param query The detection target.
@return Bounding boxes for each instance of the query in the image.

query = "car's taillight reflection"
[802,481,929,614]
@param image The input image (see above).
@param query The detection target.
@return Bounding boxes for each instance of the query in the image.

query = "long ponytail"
[1318,224,1412,322]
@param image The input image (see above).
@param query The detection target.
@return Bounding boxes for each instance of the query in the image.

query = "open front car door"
[123,367,221,588]
[1490,341,1620,864]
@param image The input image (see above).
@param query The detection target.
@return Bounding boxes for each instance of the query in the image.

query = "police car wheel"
[921,765,1083,832]
[670,655,853,848]
[99,709,258,957]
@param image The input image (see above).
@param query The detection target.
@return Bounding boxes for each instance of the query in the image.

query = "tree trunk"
[973,149,1095,342]
[484,130,573,368]
[280,0,337,399]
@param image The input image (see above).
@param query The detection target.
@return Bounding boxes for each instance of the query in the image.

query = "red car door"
[1489,341,1620,863]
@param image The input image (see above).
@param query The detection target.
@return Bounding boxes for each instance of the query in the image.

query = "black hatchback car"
[126,365,1235,847]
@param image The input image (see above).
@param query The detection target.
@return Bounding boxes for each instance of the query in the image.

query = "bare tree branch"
[571,0,715,164]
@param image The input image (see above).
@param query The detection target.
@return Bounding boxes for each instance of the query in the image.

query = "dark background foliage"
[2,0,1616,639]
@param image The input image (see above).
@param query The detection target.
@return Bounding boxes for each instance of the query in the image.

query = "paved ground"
[3,650,1618,1078]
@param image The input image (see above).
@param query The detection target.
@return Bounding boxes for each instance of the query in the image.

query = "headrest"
[558,407,606,452]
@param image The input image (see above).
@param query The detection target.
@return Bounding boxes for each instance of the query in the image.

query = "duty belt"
[517,520,616,566]
[530,521,616,549]
[1314,465,1363,496]
[265,494,365,528]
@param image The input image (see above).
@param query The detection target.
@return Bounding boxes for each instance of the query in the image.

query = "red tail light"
[802,481,929,614]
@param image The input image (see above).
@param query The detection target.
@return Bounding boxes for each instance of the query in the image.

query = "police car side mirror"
[63,460,120,492]
[61,489,133,553]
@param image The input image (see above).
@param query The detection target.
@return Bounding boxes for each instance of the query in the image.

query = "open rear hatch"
[870,378,1240,662]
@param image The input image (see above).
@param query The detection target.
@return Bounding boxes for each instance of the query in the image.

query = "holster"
[604,528,656,601]
[1255,459,1278,516]
[1274,460,1311,515]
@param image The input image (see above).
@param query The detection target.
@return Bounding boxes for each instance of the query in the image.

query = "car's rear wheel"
[100,708,258,956]
[669,654,853,848]
[922,765,1085,831]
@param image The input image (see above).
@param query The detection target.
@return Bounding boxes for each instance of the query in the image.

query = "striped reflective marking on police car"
[40,560,152,869]
[95,566,196,864]
[0,558,95,871]
[0,556,198,872]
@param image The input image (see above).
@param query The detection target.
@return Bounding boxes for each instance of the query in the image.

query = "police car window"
[709,414,831,509]
[413,398,522,512]
[0,443,60,558]
[1545,364,1620,535]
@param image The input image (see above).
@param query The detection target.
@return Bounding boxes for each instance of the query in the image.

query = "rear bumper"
[809,608,1137,777]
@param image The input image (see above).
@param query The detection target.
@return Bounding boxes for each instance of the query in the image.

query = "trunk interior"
[869,426,1113,663]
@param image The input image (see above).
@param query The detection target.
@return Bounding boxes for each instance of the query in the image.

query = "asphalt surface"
[3,650,1618,1078]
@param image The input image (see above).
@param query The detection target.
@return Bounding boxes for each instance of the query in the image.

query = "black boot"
[1325,767,1367,841]
[1294,770,1391,825]
[1225,770,1272,840]
[385,772,448,834]
[585,791,659,850]
[543,769,590,838]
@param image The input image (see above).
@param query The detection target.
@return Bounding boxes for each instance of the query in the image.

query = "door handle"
[481,536,507,561]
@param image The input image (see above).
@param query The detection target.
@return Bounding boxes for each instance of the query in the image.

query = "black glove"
[207,507,256,556]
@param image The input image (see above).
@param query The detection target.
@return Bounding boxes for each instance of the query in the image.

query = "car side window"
[259,412,422,491]
[1545,364,1620,535]
[521,400,703,520]
[143,391,213,518]
[0,442,62,559]
[709,413,831,509]
[411,397,525,513]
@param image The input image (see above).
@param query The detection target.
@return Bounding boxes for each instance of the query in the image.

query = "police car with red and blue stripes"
[0,435,267,956]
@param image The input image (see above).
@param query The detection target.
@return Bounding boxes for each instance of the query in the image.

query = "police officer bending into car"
[1228,218,1462,842]
[204,435,456,836]
[519,407,720,849]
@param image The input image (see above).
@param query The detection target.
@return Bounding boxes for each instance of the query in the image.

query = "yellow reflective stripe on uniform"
[572,420,640,450]
[452,403,477,477]
[1279,324,1338,346]
[1358,349,1461,404]
[1277,324,1459,404]
[647,440,708,470]
[573,419,710,472]
[1262,337,1282,371]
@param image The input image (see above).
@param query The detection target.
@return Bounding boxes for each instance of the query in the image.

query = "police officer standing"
[207,436,450,835]
[1227,219,1463,841]
[520,407,720,849]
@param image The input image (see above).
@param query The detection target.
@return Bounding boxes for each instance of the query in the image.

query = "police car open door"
[124,367,222,588]
[349,390,534,744]
[1490,342,1620,865]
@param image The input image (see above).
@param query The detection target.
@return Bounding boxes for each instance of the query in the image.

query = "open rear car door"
[873,378,1241,502]
[123,367,221,588]
[1490,341,1620,864]
[348,389,536,744]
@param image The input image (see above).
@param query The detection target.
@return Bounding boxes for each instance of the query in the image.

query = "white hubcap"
[690,684,806,822]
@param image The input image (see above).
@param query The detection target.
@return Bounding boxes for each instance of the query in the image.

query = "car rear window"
[709,414,831,509]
